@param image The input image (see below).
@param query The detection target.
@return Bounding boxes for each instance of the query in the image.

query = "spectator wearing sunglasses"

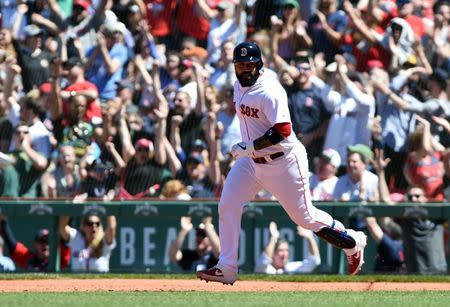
[396,185,448,274]
[287,54,332,170]
[375,150,447,274]
[59,214,117,272]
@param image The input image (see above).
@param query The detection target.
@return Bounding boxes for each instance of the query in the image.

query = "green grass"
[0,292,450,307]
[1,273,450,283]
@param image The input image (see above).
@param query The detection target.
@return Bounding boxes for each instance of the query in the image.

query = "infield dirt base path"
[0,279,450,292]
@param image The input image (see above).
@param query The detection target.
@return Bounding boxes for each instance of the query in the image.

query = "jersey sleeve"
[262,82,291,126]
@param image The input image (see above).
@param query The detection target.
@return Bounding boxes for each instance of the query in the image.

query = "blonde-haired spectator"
[160,179,192,200]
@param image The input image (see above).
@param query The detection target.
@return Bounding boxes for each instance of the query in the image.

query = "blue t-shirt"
[374,234,404,272]
[288,85,331,134]
[308,10,348,64]
[85,43,129,100]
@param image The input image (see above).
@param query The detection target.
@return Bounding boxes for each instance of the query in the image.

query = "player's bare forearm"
[264,236,278,259]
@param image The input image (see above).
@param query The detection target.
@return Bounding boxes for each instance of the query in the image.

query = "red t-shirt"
[176,0,220,40]
[63,81,101,122]
[344,27,391,72]
[405,152,445,201]
[404,14,424,38]
[145,0,177,37]
[11,241,70,270]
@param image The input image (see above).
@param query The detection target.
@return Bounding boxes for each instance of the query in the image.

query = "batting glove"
[231,141,255,159]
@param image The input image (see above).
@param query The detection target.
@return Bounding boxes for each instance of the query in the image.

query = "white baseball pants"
[217,143,346,273]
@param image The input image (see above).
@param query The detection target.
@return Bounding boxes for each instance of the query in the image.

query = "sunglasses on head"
[85,221,100,227]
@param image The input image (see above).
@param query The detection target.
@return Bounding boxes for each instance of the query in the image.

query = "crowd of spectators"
[0,0,448,203]
[0,0,449,273]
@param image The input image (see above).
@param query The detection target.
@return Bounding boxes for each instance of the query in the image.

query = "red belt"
[253,152,284,164]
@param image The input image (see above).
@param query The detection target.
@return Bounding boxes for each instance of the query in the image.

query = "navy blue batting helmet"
[233,42,263,70]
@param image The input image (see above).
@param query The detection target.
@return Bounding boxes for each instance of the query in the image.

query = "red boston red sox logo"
[240,104,259,118]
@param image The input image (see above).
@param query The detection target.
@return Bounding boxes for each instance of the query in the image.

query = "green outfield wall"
[0,200,449,274]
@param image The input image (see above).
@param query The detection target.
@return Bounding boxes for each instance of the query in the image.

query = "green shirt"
[0,152,43,198]
[57,0,73,18]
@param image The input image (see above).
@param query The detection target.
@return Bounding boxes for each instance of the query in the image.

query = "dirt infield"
[0,279,449,292]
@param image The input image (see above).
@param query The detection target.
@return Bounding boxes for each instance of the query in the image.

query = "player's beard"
[236,70,259,87]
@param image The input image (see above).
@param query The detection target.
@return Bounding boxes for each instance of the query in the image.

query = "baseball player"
[196,42,367,285]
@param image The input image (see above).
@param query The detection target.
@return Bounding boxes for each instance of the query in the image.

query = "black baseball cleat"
[196,266,237,285]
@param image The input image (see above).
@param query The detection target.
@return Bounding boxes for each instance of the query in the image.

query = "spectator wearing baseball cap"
[84,21,129,101]
[115,79,135,108]
[0,215,70,271]
[347,144,374,163]
[75,157,117,202]
[73,0,90,12]
[333,144,379,202]
[12,22,53,92]
[168,215,219,272]
[24,24,42,38]
[310,149,341,201]
[174,151,219,198]
[60,57,101,123]
[118,138,172,199]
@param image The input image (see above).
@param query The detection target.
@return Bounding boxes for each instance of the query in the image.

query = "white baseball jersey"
[216,67,357,275]
[234,69,298,157]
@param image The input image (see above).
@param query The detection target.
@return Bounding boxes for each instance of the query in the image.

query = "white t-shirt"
[309,174,338,201]
[68,227,116,272]
[332,170,379,201]
[254,253,321,274]
[29,120,51,158]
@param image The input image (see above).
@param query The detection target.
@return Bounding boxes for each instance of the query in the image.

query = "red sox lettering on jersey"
[233,69,297,158]
[240,104,259,118]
